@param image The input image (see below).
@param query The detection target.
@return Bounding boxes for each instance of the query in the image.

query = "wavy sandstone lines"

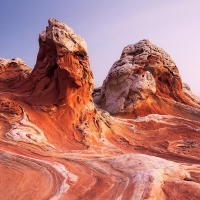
[0,148,77,200]
[1,18,200,199]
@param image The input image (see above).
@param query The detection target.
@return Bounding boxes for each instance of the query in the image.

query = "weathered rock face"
[93,39,200,115]
[19,18,94,107]
[183,82,200,105]
[1,19,200,200]
[0,18,100,151]
[0,58,31,89]
[16,18,99,149]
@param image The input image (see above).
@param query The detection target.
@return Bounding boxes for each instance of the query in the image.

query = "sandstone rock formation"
[19,18,93,106]
[1,19,200,200]
[93,39,200,116]
[0,58,31,89]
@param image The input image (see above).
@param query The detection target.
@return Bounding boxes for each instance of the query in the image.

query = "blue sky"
[0,0,200,96]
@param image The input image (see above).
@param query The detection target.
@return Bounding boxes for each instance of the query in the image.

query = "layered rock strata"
[1,19,200,200]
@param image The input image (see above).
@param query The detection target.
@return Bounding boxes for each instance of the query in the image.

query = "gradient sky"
[0,0,200,96]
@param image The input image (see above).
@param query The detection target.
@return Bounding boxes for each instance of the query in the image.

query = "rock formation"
[1,19,200,200]
[0,58,31,89]
[21,18,93,105]
[93,39,200,116]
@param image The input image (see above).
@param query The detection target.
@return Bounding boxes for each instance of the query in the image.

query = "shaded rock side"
[0,58,31,89]
[93,39,200,115]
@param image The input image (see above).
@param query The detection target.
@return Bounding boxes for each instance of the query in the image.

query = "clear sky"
[0,0,200,96]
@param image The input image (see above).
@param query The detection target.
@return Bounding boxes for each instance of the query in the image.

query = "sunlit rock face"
[1,19,200,200]
[17,18,99,150]
[19,18,94,106]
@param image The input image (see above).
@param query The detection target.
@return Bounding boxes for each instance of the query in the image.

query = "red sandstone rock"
[0,57,31,89]
[19,18,93,106]
[0,19,200,200]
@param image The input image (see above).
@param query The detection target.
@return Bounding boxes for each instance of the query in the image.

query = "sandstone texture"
[0,58,31,89]
[183,82,200,105]
[93,40,200,116]
[1,19,200,200]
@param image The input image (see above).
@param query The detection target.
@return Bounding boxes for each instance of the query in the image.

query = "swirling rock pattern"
[1,19,200,200]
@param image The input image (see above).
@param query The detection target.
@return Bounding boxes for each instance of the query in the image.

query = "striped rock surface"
[1,19,200,200]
